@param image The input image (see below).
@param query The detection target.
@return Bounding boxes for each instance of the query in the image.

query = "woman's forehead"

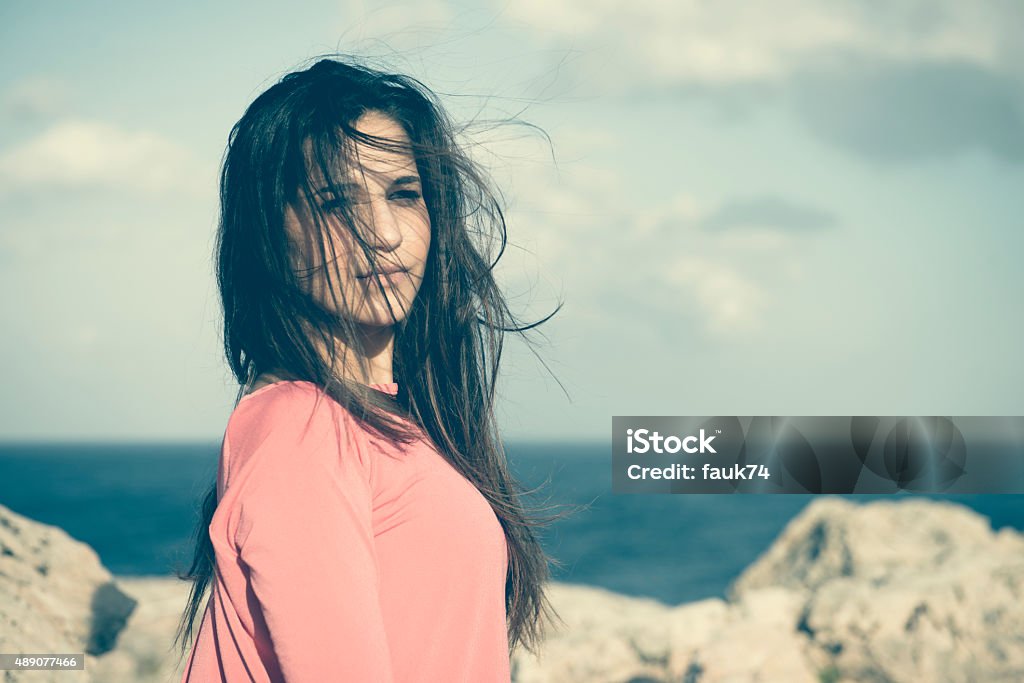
[302,127,418,187]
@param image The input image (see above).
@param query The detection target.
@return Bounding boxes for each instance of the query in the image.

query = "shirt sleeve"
[227,385,395,682]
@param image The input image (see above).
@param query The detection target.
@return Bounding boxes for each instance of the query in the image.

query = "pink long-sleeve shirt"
[180,380,511,682]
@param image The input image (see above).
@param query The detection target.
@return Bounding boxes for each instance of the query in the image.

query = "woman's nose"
[364,196,403,250]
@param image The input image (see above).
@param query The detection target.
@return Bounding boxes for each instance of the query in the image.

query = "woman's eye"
[390,190,422,202]
[320,191,420,211]
[319,199,346,212]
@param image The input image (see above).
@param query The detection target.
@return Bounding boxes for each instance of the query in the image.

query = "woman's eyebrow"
[316,175,420,195]
[391,175,421,186]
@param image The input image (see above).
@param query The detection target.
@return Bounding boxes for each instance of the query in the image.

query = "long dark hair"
[173,53,576,665]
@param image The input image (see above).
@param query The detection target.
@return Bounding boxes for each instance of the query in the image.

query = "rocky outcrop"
[512,498,1024,683]
[0,505,138,682]
[511,583,822,683]
[87,576,193,683]
[1,498,1022,682]
[733,498,1024,683]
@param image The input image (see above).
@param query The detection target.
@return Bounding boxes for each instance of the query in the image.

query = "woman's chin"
[347,310,410,329]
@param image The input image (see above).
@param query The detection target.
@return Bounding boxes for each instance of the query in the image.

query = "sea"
[1,441,1021,606]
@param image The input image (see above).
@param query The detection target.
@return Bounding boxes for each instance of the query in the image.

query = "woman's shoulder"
[239,378,321,407]
[222,379,370,487]
[226,374,408,459]
[241,370,312,401]
[228,379,355,451]
[237,375,345,419]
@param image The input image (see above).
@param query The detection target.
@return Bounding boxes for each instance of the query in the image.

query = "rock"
[666,588,819,683]
[510,583,820,683]
[511,498,1024,683]
[733,497,1024,683]
[87,576,195,683]
[731,498,1012,595]
[4,498,1023,683]
[0,504,137,683]
[511,583,676,683]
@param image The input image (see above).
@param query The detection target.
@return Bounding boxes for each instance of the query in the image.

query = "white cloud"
[632,193,702,238]
[664,255,768,336]
[453,123,818,339]
[0,119,210,195]
[500,159,805,337]
[506,0,1016,87]
[502,1,1024,163]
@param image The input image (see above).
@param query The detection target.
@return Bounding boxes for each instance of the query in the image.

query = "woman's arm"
[228,385,394,682]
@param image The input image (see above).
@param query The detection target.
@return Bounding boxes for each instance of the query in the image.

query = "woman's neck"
[319,324,396,384]
[253,325,397,388]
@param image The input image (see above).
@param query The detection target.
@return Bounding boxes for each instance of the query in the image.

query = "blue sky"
[1,0,1022,441]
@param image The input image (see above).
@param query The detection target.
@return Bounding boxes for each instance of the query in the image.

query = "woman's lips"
[358,268,409,286]
[356,266,408,278]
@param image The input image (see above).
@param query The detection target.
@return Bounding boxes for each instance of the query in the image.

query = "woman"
[173,55,570,681]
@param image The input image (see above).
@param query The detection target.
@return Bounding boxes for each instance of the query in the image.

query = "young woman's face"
[284,110,432,328]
